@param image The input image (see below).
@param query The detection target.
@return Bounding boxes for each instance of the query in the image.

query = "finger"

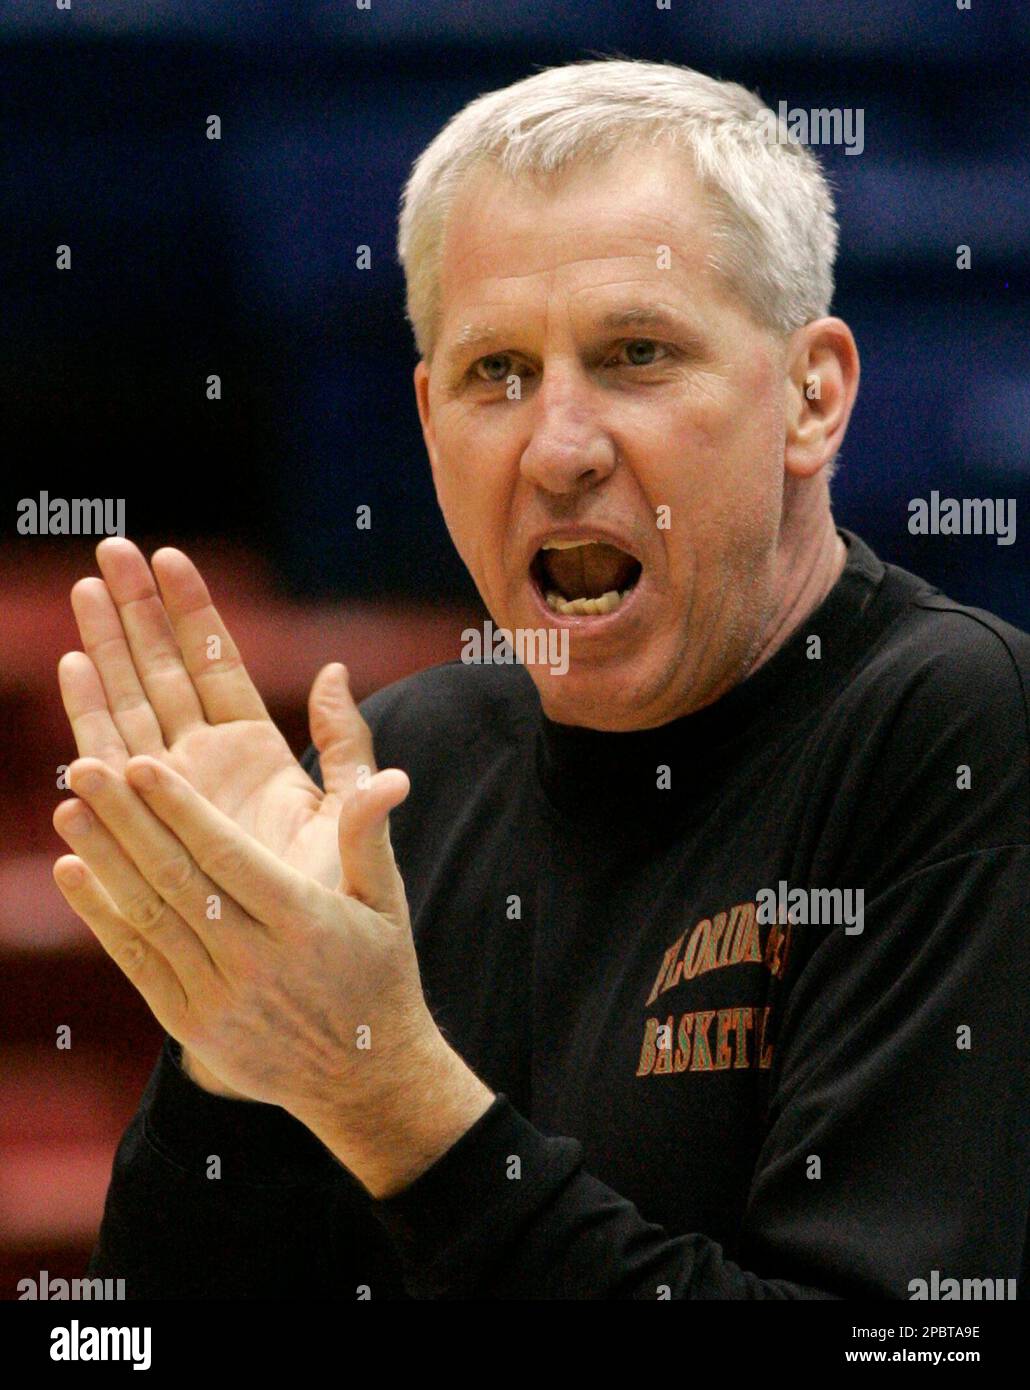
[94,537,207,743]
[57,650,131,770]
[53,796,219,987]
[337,768,410,917]
[65,759,255,956]
[52,853,189,1034]
[69,578,166,754]
[120,756,320,930]
[308,663,377,800]
[150,547,270,725]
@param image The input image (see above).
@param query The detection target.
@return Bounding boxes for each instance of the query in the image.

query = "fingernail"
[76,769,103,795]
[68,806,93,834]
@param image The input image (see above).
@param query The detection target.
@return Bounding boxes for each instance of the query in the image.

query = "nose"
[518,368,617,496]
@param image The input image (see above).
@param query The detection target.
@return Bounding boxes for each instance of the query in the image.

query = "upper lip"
[525,526,643,571]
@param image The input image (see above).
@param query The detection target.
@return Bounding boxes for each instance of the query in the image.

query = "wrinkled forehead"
[434,146,737,340]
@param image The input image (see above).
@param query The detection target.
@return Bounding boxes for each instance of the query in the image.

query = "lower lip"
[527,569,646,632]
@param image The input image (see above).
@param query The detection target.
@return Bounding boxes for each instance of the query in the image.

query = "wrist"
[178,1043,252,1101]
[305,1032,496,1199]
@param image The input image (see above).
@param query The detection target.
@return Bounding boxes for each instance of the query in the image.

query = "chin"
[530,662,653,730]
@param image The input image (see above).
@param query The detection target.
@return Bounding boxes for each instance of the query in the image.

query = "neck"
[748,497,846,679]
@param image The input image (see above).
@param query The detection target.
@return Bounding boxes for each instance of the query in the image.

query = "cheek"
[634,378,784,565]
[430,413,512,580]
[696,365,779,450]
[671,369,782,490]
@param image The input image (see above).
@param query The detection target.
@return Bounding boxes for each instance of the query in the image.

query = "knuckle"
[204,840,248,882]
[116,938,147,975]
[123,889,166,931]
[153,854,196,898]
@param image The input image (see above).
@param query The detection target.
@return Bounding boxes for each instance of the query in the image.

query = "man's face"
[414,144,792,730]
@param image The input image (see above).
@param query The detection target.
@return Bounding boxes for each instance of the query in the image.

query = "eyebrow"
[445,305,706,364]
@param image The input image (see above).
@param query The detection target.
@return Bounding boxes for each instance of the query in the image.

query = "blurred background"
[1,0,1027,1295]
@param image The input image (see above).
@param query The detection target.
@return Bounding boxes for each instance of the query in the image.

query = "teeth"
[541,539,600,551]
[546,588,625,616]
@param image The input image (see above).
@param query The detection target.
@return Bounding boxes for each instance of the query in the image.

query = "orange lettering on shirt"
[645,932,686,1006]
[674,1013,693,1072]
[713,1008,734,1069]
[756,1006,775,1069]
[690,1011,717,1071]
[636,1017,659,1076]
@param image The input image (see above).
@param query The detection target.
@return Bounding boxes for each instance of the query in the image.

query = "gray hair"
[396,57,840,364]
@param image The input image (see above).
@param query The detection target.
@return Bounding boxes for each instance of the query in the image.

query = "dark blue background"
[4,0,1027,621]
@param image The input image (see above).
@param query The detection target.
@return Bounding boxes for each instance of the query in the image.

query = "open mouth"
[530,539,642,616]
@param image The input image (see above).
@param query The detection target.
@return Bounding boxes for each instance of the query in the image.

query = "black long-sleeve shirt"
[87,528,1030,1298]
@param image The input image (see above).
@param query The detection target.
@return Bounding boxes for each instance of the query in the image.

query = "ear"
[783,318,860,479]
[413,360,440,475]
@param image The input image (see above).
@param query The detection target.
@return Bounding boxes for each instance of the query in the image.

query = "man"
[55,59,1028,1299]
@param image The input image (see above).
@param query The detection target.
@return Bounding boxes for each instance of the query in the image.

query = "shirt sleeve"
[87,1035,407,1299]
[370,844,1030,1299]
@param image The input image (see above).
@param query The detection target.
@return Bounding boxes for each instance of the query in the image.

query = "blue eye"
[620,339,661,366]
[474,354,514,381]
[469,339,669,384]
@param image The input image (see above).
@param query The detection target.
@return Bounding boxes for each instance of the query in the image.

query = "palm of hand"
[57,540,389,1099]
[164,719,344,888]
[60,542,373,894]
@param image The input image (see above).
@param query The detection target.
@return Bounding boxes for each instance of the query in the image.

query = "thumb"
[308,663,376,798]
[337,767,410,917]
